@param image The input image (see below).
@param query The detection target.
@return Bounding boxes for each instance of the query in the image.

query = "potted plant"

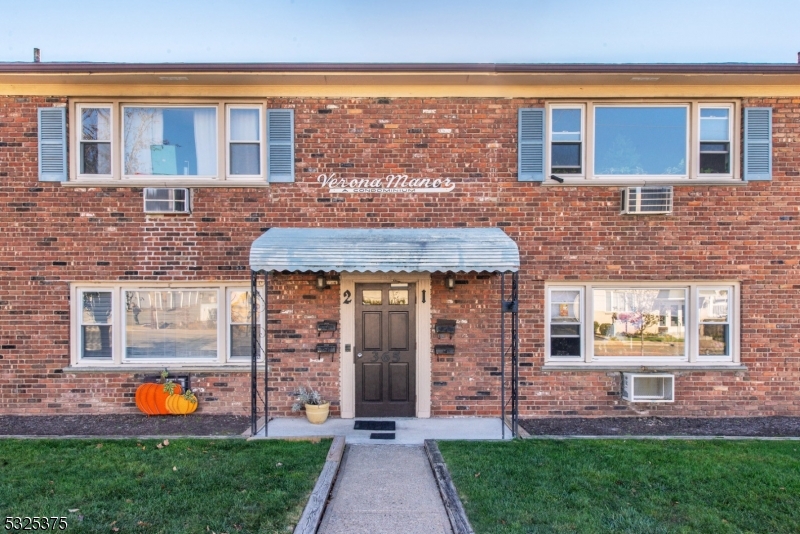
[291,385,330,424]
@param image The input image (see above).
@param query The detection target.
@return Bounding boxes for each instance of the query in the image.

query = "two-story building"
[1,62,798,425]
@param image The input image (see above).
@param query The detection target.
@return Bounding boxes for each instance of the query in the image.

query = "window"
[550,106,584,175]
[544,101,738,182]
[123,106,218,177]
[69,101,293,184]
[78,105,112,176]
[545,283,739,366]
[228,106,262,176]
[72,284,262,366]
[594,106,687,176]
[699,106,732,175]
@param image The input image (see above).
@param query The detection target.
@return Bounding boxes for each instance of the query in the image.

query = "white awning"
[249,228,519,273]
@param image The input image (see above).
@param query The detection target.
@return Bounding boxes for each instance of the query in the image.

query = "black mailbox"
[435,319,457,336]
[316,343,337,353]
[317,320,337,334]
[434,344,456,355]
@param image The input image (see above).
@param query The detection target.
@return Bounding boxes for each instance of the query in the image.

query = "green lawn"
[0,438,330,533]
[438,439,800,534]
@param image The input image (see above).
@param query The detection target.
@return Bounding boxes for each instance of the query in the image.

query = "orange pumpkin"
[166,392,198,415]
[135,382,182,416]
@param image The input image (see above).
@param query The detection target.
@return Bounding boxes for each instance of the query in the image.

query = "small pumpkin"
[166,389,198,415]
[135,370,182,416]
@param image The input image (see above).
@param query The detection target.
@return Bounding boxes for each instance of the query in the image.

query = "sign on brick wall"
[317,173,455,193]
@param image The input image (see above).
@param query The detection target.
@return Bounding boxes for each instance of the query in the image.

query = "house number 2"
[343,290,352,304]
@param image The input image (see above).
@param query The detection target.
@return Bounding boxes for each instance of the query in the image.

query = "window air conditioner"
[620,186,673,214]
[143,188,190,214]
[621,373,675,402]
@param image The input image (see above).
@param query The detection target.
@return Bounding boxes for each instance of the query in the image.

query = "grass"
[0,438,330,533]
[438,439,800,534]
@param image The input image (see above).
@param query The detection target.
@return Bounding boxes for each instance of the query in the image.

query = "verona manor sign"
[317,173,456,193]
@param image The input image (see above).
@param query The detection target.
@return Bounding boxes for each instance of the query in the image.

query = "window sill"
[62,179,271,188]
[542,364,747,372]
[540,178,746,187]
[64,365,253,373]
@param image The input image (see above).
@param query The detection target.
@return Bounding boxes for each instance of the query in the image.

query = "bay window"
[545,282,739,367]
[73,284,262,367]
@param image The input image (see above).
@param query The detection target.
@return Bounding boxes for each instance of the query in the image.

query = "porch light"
[445,273,456,290]
[316,273,327,290]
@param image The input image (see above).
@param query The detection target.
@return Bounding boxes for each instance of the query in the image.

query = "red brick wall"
[1,95,799,418]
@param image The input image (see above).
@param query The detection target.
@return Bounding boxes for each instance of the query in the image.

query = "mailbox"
[435,319,457,336]
[434,344,456,355]
[316,343,337,353]
[317,320,337,334]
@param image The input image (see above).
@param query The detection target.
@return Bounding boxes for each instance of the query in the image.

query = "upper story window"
[517,101,749,184]
[548,102,737,182]
[68,100,293,185]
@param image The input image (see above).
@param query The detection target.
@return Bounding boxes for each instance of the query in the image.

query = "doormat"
[354,420,396,431]
[370,432,396,440]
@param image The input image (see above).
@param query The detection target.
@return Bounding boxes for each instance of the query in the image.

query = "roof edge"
[1,62,799,75]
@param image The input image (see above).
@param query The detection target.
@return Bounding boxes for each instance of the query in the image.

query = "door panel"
[362,312,382,351]
[388,312,409,351]
[389,363,409,402]
[362,363,383,402]
[355,283,416,417]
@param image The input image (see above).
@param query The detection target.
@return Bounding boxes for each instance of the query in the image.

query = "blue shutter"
[38,107,67,182]
[267,109,294,183]
[744,107,772,181]
[518,108,545,181]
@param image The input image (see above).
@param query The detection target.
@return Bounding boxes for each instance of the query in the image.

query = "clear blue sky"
[1,0,798,64]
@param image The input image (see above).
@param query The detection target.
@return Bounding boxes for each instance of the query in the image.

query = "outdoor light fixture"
[445,273,456,290]
[549,174,565,183]
[316,273,327,290]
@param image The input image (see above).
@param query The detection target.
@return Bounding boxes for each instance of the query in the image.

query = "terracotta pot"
[305,402,330,424]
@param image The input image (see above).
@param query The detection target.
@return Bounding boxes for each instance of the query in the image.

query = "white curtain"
[230,108,259,141]
[193,108,217,175]
[123,108,163,175]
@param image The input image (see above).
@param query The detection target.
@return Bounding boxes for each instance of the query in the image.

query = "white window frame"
[226,104,264,179]
[548,104,585,179]
[696,104,734,178]
[77,288,115,361]
[76,103,113,179]
[545,100,741,185]
[68,100,269,186]
[545,286,584,361]
[226,287,265,362]
[545,282,740,368]
[70,282,261,368]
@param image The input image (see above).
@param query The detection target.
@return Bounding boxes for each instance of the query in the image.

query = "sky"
[1,0,798,64]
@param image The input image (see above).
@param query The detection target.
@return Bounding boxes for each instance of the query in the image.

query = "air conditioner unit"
[620,186,673,214]
[143,188,190,214]
[622,373,675,402]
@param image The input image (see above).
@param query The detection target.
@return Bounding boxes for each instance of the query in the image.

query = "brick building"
[1,62,798,423]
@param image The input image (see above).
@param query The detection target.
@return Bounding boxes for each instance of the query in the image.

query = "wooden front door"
[355,283,416,417]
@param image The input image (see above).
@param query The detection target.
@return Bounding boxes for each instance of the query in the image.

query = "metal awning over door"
[249,227,519,273]
[249,227,521,439]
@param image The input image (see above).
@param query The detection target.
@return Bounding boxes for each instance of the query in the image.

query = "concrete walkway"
[318,444,453,534]
[256,417,513,444]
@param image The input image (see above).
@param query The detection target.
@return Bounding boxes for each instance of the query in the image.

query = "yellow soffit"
[1,69,800,98]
